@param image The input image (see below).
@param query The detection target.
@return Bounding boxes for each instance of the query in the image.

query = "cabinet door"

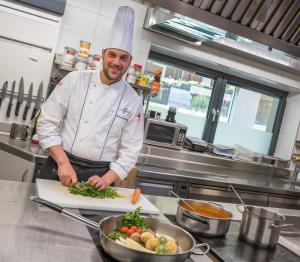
[0,150,35,182]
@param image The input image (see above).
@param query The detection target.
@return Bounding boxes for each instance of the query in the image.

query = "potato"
[145,237,159,251]
[166,240,177,254]
[130,232,141,243]
[141,232,154,243]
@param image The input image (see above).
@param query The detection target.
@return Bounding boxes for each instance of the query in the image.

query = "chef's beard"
[102,63,126,82]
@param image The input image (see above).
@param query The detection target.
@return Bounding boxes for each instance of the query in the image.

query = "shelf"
[59,65,77,72]
[130,84,151,95]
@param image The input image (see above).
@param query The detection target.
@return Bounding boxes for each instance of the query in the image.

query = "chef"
[37,6,144,189]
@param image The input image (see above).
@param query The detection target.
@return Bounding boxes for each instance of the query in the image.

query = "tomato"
[136,228,142,234]
[120,227,129,234]
[131,226,138,231]
[126,228,135,236]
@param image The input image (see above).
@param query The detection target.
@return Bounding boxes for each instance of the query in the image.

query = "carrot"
[131,188,141,204]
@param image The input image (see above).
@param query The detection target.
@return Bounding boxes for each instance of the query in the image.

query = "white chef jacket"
[37,70,144,180]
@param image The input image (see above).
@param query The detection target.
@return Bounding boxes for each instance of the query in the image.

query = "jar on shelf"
[75,58,87,70]
[62,47,76,68]
[78,40,91,59]
[134,64,142,77]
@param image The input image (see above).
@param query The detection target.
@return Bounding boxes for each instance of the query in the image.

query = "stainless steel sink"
[279,215,300,257]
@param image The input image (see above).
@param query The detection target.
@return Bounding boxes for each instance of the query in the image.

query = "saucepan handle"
[236,204,246,213]
[30,196,99,230]
[191,243,210,256]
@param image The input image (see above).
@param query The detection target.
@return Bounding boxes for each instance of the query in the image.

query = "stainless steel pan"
[31,196,209,262]
[176,199,232,237]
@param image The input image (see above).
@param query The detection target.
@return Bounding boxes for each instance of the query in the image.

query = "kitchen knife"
[30,81,43,120]
[6,81,15,118]
[23,83,33,121]
[15,77,25,116]
[0,81,8,107]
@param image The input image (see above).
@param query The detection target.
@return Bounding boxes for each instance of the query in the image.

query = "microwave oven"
[144,118,187,149]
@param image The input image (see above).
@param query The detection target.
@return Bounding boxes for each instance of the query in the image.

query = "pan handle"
[191,243,210,256]
[236,204,247,213]
[30,196,99,230]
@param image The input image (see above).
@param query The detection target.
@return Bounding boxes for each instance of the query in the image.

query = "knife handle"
[6,103,12,118]
[15,103,20,116]
[31,108,38,120]
[0,99,2,107]
[23,107,29,120]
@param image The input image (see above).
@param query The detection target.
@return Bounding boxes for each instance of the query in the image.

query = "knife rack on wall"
[0,88,44,102]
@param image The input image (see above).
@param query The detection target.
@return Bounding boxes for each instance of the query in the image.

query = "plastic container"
[134,64,142,77]
[75,58,87,70]
[78,41,91,59]
[127,74,137,84]
[62,47,76,68]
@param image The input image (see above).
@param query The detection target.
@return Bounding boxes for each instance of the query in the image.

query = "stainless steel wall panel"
[272,0,300,38]
[220,0,239,18]
[263,0,293,35]
[230,0,252,22]
[241,0,264,26]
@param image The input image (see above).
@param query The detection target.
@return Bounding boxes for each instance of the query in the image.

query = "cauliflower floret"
[166,241,177,254]
[145,237,159,251]
[141,232,154,243]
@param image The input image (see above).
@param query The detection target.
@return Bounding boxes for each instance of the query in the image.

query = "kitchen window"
[144,60,215,139]
[145,51,287,155]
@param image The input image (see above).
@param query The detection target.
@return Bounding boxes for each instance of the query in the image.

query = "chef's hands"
[88,170,119,189]
[57,161,78,187]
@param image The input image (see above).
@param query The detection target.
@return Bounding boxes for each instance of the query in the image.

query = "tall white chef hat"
[104,6,135,55]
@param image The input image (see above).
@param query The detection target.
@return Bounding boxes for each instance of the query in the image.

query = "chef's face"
[102,48,132,82]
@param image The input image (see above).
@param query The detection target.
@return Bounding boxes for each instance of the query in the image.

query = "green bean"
[69,182,121,199]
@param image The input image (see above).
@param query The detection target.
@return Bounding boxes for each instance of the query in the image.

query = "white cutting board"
[35,179,160,214]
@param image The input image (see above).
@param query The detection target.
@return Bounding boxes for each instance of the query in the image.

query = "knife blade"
[31,81,43,120]
[23,83,33,121]
[0,81,8,107]
[6,81,16,118]
[15,77,25,116]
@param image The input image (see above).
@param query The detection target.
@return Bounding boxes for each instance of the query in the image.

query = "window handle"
[212,109,220,122]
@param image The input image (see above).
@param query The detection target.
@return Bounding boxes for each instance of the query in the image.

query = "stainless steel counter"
[0,180,100,262]
[0,133,48,163]
[1,180,299,262]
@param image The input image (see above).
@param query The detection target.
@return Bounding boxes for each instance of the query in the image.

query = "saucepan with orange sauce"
[175,199,232,237]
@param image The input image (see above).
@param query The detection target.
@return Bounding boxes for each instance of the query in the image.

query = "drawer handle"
[21,169,29,182]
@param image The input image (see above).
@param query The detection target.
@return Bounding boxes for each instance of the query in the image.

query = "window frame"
[148,51,288,155]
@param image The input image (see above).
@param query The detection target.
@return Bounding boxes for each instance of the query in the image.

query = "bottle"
[150,70,161,97]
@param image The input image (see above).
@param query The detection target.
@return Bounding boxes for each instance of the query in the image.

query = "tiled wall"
[56,0,151,67]
[56,0,300,161]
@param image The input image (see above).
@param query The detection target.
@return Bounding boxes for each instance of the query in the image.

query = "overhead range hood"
[142,0,300,74]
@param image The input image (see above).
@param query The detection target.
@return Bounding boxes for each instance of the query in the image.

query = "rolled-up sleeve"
[37,72,74,150]
[110,102,144,180]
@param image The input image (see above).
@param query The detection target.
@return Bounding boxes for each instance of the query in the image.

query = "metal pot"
[237,205,292,248]
[176,199,232,237]
[31,196,210,262]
